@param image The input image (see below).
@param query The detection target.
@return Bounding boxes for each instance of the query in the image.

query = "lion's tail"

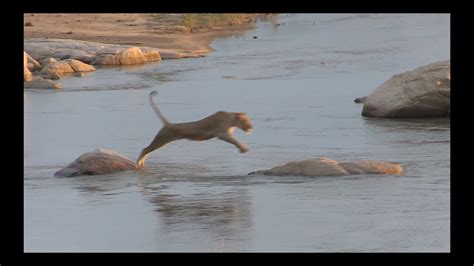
[149,90,170,125]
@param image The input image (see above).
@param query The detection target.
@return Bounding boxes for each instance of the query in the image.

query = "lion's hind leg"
[136,128,179,168]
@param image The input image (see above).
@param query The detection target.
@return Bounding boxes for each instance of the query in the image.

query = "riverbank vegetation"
[180,14,266,31]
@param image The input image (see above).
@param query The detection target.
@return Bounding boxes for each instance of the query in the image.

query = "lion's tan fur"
[136,91,253,168]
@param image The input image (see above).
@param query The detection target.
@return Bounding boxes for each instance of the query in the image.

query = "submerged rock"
[54,148,136,177]
[24,77,61,89]
[362,60,450,118]
[250,157,403,177]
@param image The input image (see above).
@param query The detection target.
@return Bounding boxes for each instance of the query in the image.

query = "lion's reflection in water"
[137,169,254,245]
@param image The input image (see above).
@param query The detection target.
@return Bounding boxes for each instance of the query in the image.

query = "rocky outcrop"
[54,148,136,177]
[362,60,450,118]
[24,77,62,89]
[249,157,403,177]
[93,47,148,65]
[24,38,204,66]
[66,58,96,72]
[141,47,162,61]
[39,57,57,66]
[93,54,120,65]
[24,52,32,81]
[40,58,74,74]
[25,52,42,71]
[38,58,96,79]
[39,70,61,80]
[117,47,147,64]
[155,48,206,59]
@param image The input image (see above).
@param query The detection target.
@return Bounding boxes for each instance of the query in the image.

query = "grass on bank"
[180,14,256,31]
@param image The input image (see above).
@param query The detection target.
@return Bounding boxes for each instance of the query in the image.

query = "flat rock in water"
[250,157,403,177]
[54,148,136,177]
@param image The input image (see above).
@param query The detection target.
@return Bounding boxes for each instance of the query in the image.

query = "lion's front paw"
[239,145,249,153]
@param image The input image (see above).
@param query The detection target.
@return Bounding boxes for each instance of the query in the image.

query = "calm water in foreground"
[24,14,450,252]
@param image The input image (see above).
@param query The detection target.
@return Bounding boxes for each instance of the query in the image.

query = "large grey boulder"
[54,148,136,177]
[362,60,450,118]
[250,157,403,177]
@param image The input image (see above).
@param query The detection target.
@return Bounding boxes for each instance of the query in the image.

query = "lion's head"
[234,112,253,134]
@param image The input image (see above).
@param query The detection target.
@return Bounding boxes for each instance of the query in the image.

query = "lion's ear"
[237,112,246,118]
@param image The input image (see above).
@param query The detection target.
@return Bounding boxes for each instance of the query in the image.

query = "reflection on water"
[362,117,450,131]
[24,14,450,252]
[136,165,253,240]
[140,180,253,240]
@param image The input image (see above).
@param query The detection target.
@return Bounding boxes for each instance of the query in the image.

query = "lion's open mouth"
[245,128,253,135]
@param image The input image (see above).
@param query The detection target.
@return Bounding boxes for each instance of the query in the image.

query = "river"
[24,13,450,252]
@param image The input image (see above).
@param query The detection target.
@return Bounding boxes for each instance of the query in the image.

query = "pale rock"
[64,59,96,72]
[25,52,42,71]
[250,157,403,177]
[117,47,147,64]
[24,52,32,81]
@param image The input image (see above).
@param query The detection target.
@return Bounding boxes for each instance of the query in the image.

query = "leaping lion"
[136,90,253,168]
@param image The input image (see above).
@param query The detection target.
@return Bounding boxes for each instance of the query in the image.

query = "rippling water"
[24,14,450,252]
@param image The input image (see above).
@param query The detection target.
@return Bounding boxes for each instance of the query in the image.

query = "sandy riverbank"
[24,13,276,55]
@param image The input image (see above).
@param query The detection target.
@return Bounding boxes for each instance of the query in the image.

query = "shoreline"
[24,13,275,55]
